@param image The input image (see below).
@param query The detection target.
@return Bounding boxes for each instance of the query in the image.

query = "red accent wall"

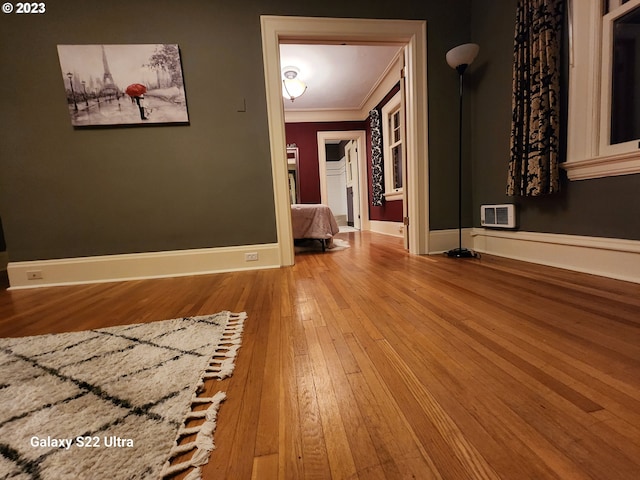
[285,121,366,204]
[285,111,403,223]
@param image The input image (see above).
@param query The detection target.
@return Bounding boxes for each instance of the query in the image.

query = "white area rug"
[0,311,246,480]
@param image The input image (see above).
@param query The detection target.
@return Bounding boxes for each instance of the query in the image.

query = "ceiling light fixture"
[282,66,307,102]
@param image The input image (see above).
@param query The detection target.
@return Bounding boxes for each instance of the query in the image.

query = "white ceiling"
[279,43,403,111]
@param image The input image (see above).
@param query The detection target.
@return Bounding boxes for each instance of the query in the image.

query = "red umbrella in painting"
[125,83,147,97]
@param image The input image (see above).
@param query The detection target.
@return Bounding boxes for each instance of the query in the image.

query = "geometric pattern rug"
[0,311,246,480]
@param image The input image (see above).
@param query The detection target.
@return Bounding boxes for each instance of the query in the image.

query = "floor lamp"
[445,43,479,258]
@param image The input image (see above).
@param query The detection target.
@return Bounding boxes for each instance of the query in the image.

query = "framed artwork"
[57,44,189,127]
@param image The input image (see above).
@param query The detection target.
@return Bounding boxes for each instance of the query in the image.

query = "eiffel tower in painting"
[100,45,119,98]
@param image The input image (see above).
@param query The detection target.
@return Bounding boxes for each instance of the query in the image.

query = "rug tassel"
[161,390,226,479]
[161,311,245,480]
[183,468,204,480]
[202,357,237,380]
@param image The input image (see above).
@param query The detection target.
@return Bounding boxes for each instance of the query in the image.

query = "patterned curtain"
[507,0,564,196]
[370,108,384,206]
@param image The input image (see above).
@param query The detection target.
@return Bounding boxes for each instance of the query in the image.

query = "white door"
[345,140,361,230]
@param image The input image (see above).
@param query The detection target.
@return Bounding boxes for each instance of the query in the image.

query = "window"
[609,5,640,145]
[381,91,403,199]
[565,0,640,180]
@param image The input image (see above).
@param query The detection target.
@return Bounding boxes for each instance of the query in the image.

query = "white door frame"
[317,131,369,231]
[260,15,430,266]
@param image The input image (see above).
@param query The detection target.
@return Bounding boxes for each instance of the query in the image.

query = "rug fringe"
[161,311,246,480]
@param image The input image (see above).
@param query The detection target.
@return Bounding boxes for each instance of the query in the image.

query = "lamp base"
[446,247,476,258]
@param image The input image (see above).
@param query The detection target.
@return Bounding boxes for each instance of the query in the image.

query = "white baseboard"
[471,228,640,284]
[7,243,281,290]
[10,230,637,288]
[369,220,404,238]
[428,228,474,254]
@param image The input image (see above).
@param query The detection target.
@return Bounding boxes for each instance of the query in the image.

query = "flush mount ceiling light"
[282,66,307,102]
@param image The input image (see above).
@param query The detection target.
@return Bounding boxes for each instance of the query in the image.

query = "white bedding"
[291,204,340,240]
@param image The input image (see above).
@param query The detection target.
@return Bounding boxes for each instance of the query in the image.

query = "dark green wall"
[0,0,469,262]
[471,0,640,240]
[0,218,5,252]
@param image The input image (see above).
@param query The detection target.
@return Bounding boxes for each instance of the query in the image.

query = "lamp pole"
[447,65,474,258]
[81,80,88,107]
[67,72,78,112]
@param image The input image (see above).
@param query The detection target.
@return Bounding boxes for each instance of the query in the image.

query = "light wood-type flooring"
[1,231,639,479]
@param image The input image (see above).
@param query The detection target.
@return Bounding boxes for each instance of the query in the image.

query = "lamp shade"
[446,43,480,69]
[282,78,307,101]
[282,66,307,102]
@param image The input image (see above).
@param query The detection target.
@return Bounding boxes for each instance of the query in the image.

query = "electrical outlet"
[245,252,259,261]
[27,270,43,280]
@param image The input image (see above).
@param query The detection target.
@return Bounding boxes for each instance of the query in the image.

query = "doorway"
[317,130,368,232]
[260,16,430,266]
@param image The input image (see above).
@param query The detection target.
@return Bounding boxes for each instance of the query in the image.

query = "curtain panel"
[370,108,384,206]
[507,0,564,196]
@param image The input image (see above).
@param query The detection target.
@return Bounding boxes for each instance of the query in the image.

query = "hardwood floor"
[1,231,639,479]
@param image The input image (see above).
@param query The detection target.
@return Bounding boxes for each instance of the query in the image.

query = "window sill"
[562,151,640,180]
[384,191,403,201]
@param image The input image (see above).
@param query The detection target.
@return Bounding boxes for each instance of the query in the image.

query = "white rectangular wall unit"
[480,204,516,229]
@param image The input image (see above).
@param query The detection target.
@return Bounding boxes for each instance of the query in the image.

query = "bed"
[291,204,340,251]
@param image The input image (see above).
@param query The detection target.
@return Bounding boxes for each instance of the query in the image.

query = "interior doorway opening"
[261,16,430,266]
[317,130,368,233]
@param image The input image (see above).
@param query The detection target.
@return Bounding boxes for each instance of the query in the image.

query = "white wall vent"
[481,204,516,228]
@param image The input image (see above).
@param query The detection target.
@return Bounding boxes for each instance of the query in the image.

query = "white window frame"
[381,91,403,200]
[564,0,640,180]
